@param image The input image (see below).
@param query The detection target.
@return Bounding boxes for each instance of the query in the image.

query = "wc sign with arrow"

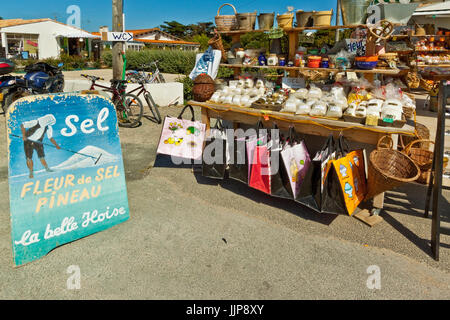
[6,93,130,267]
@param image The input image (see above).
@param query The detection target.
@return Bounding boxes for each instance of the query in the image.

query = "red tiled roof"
[0,18,51,28]
[136,39,200,46]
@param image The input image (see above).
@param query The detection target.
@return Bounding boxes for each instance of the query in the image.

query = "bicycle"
[81,74,144,128]
[126,61,165,84]
[126,76,162,124]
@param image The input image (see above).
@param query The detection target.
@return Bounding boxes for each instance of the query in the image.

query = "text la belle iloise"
[15,107,127,247]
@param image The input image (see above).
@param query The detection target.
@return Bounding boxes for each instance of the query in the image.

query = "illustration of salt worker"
[20,114,61,178]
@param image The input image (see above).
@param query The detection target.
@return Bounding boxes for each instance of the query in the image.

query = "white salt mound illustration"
[53,146,119,170]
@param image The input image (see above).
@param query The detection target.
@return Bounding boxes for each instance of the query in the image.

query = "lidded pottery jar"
[236,48,246,59]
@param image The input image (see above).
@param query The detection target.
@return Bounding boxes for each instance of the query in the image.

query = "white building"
[0,18,100,59]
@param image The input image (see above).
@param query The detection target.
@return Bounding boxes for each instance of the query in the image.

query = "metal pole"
[112,0,124,80]
[335,0,341,42]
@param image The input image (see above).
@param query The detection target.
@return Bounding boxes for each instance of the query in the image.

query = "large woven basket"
[215,3,238,31]
[208,30,226,61]
[365,136,420,200]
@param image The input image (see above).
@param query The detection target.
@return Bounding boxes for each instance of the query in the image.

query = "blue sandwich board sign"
[6,93,130,267]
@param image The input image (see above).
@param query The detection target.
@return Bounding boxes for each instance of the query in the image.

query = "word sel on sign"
[7,93,130,267]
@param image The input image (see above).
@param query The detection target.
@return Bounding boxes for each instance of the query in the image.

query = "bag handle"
[217,3,237,16]
[288,126,303,146]
[404,139,435,155]
[212,118,225,131]
[177,105,195,121]
[377,135,394,150]
[321,134,335,153]
[337,134,350,157]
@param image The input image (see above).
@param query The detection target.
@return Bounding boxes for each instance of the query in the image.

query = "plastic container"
[355,56,379,70]
[307,56,322,68]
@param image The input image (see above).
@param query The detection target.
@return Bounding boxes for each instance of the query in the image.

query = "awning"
[413,10,450,16]
[53,30,100,39]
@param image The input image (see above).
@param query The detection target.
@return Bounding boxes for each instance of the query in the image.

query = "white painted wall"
[0,21,92,59]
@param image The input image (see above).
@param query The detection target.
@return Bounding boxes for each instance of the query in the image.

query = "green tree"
[191,34,210,51]
[159,21,188,38]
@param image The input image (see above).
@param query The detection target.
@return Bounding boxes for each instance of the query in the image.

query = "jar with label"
[267,54,278,66]
[320,58,329,68]
[236,48,245,60]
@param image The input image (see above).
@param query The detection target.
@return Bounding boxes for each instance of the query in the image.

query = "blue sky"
[0,0,338,32]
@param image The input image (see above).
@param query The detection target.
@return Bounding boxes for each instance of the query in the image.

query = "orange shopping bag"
[331,136,367,216]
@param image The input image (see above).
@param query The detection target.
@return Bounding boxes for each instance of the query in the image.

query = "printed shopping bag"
[248,142,271,194]
[269,125,294,199]
[202,119,227,179]
[156,105,206,161]
[280,128,311,199]
[228,134,249,184]
[295,135,335,213]
[328,135,367,216]
[248,121,271,194]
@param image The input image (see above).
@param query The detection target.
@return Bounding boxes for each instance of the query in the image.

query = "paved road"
[0,103,449,299]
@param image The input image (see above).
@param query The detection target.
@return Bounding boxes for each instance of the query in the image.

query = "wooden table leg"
[201,107,211,133]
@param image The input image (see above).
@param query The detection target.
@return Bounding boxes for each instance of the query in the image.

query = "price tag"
[347,72,358,81]
[383,117,394,124]
[365,115,379,126]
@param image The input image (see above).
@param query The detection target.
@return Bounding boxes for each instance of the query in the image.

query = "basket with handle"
[399,122,430,151]
[404,139,434,184]
[215,3,238,31]
[404,139,434,171]
[365,135,420,200]
[208,29,226,61]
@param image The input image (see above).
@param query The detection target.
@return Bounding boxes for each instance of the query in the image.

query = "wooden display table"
[188,100,416,215]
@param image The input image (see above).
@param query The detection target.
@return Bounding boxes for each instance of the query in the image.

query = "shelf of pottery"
[206,4,416,129]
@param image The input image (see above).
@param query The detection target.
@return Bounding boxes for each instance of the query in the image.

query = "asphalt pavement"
[0,102,449,299]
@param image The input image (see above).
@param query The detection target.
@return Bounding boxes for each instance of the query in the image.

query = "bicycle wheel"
[115,93,144,128]
[144,92,161,124]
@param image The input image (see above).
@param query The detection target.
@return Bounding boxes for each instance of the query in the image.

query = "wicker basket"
[215,3,238,31]
[208,30,226,62]
[399,122,430,151]
[406,72,420,89]
[365,135,420,200]
[404,139,434,184]
[193,74,216,102]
